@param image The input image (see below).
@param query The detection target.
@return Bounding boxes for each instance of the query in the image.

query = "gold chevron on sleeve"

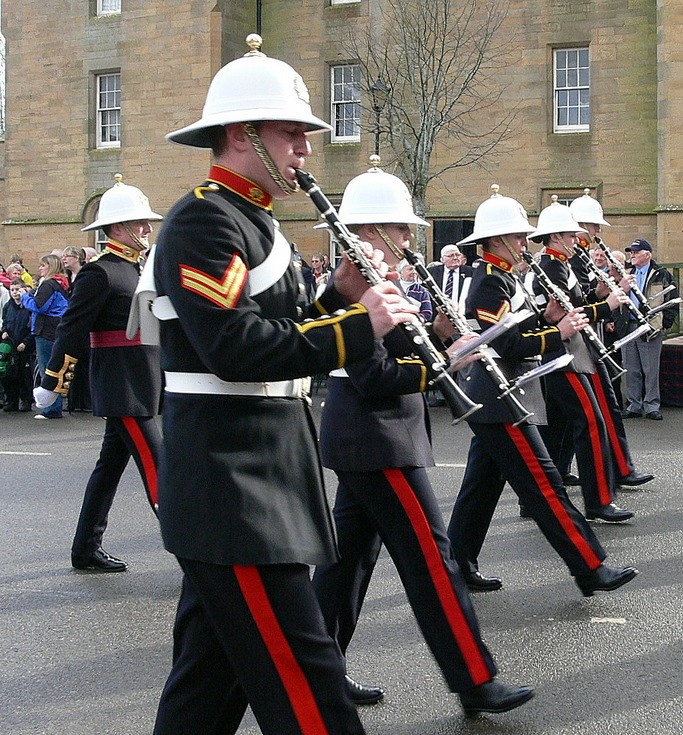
[180,255,247,308]
[476,302,510,325]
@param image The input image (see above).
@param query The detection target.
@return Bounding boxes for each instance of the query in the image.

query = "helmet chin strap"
[499,235,523,264]
[122,223,148,251]
[375,225,406,263]
[243,123,298,195]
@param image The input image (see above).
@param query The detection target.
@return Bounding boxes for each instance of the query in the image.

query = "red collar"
[483,252,514,272]
[105,239,143,263]
[544,247,568,262]
[207,165,273,211]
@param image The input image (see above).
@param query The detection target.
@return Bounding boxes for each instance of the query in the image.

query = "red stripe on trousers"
[382,468,492,685]
[565,372,612,506]
[121,416,158,508]
[233,565,329,735]
[589,373,631,477]
[504,425,602,569]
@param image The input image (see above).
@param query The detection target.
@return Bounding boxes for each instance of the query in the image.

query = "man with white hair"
[427,244,473,313]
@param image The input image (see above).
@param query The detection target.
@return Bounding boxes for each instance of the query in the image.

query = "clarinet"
[595,238,680,319]
[571,244,659,340]
[522,251,625,381]
[295,168,482,424]
[400,248,532,426]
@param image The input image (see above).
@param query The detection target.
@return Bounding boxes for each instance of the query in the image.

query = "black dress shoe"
[585,503,634,522]
[575,564,638,597]
[71,548,128,573]
[428,397,446,407]
[463,571,503,592]
[618,470,655,487]
[460,679,534,717]
[562,472,581,486]
[621,410,642,418]
[645,410,663,420]
[344,675,384,705]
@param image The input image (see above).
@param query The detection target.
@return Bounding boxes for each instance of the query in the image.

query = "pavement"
[1,397,682,735]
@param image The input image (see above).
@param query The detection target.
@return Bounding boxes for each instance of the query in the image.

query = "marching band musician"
[446,186,639,597]
[33,175,164,573]
[528,198,635,522]
[151,37,421,735]
[311,164,534,718]
[569,192,655,487]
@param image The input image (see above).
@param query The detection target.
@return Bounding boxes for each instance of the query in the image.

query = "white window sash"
[554,47,590,133]
[330,64,360,143]
[96,73,121,148]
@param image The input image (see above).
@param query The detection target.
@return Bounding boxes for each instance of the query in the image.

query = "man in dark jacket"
[621,238,679,420]
[34,175,164,572]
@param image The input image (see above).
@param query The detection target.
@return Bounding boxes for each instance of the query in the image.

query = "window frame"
[95,71,121,149]
[97,0,121,16]
[553,46,590,134]
[330,63,361,143]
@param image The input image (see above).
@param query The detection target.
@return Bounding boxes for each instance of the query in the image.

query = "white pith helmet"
[569,188,611,226]
[316,157,429,229]
[82,174,163,232]
[458,185,535,245]
[167,34,331,148]
[529,196,588,242]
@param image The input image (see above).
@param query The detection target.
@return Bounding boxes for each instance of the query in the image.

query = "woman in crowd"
[22,254,70,419]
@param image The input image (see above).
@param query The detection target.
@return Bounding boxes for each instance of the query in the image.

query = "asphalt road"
[1,396,682,735]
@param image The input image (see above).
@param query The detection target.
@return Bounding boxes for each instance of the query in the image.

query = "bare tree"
[345,0,517,252]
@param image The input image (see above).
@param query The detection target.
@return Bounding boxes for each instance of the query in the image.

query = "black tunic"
[153,167,376,567]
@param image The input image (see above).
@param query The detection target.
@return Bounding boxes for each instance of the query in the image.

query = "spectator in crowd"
[397,260,434,321]
[310,252,331,297]
[427,244,473,314]
[63,245,92,413]
[620,238,678,420]
[62,247,87,288]
[1,279,35,412]
[9,255,35,289]
[22,254,70,419]
[0,264,11,290]
[83,247,98,262]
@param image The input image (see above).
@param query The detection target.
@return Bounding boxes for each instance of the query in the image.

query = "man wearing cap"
[33,175,164,572]
[621,238,678,420]
[151,36,419,735]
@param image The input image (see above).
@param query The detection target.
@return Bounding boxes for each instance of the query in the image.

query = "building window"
[331,64,360,142]
[97,0,121,15]
[96,72,121,148]
[554,47,589,133]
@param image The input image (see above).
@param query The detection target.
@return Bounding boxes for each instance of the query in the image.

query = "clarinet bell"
[432,372,482,425]
[602,353,626,381]
[502,391,534,427]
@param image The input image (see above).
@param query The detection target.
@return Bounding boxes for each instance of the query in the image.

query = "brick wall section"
[2,0,682,267]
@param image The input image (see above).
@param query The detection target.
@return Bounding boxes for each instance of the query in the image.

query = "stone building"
[0,0,681,272]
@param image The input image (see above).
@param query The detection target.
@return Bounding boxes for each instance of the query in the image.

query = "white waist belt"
[165,372,305,398]
[329,368,349,378]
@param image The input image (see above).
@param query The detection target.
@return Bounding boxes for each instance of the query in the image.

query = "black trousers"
[71,416,160,557]
[540,371,616,510]
[448,423,606,579]
[312,467,496,693]
[590,363,635,479]
[154,560,364,735]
